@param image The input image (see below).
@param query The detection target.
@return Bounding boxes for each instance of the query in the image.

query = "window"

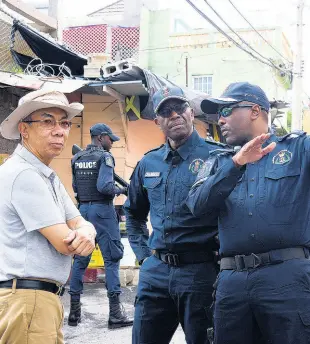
[192,75,213,95]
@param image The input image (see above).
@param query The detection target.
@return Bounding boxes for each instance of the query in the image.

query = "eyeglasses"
[22,118,72,131]
[157,102,189,118]
[218,104,267,118]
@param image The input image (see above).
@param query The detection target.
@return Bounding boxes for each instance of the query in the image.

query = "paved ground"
[62,283,186,344]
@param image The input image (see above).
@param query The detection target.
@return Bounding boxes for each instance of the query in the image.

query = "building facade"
[139,8,292,106]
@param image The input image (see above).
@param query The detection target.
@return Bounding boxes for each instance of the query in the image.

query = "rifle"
[72,144,129,188]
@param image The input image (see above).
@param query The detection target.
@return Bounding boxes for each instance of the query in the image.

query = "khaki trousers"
[0,285,64,344]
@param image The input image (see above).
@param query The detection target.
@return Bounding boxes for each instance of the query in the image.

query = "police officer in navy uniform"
[68,123,133,329]
[187,82,310,344]
[124,86,223,344]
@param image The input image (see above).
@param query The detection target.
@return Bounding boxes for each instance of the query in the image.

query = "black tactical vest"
[72,148,110,202]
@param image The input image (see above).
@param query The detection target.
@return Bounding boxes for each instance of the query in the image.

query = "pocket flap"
[143,177,162,189]
[265,168,300,180]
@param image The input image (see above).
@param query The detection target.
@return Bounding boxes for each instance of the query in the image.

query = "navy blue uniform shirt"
[124,130,221,262]
[187,132,310,257]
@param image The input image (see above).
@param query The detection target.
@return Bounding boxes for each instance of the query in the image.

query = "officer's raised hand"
[232,133,276,167]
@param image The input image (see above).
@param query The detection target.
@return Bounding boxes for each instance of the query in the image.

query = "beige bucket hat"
[0,89,84,140]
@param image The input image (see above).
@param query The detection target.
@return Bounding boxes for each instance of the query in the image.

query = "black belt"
[79,200,112,204]
[0,279,65,296]
[154,250,214,267]
[220,247,310,272]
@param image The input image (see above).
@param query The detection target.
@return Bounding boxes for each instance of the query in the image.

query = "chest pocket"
[260,167,300,206]
[143,177,163,210]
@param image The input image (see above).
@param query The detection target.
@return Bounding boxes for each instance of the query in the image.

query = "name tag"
[145,172,161,177]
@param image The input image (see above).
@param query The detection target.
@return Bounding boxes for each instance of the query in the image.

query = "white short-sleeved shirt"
[0,145,80,284]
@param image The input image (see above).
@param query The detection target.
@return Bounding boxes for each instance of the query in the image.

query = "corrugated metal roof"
[0,71,149,96]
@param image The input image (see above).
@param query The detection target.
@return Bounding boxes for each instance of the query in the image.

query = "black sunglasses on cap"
[157,102,190,118]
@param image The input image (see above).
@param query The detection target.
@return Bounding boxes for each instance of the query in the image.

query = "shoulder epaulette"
[89,147,107,154]
[144,144,165,155]
[205,138,229,148]
[277,130,306,142]
[209,144,239,158]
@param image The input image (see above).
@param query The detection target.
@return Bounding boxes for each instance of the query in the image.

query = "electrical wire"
[185,0,292,75]
[203,0,286,68]
[138,39,230,53]
[227,0,292,64]
[0,4,15,21]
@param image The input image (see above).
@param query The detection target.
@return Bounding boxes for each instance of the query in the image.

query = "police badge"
[272,150,292,165]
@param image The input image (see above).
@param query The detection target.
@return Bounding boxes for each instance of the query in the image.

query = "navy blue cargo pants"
[133,254,218,344]
[69,203,124,299]
[214,259,310,344]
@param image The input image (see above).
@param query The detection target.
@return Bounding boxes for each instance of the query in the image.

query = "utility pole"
[49,0,62,42]
[291,0,304,131]
[185,56,188,87]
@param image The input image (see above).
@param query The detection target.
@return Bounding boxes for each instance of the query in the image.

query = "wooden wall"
[51,93,209,206]
[81,94,126,205]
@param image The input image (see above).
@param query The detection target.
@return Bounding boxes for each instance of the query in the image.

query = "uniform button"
[166,216,170,220]
[249,212,253,216]
[165,232,169,237]
[168,198,172,202]
[251,234,255,238]
[250,194,254,198]
[251,178,255,181]
[251,162,255,165]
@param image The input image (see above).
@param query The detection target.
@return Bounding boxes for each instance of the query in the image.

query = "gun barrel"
[114,174,129,188]
[72,144,82,155]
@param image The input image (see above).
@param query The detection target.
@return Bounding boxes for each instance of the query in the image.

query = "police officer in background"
[68,123,133,329]
[124,86,223,344]
[187,82,310,344]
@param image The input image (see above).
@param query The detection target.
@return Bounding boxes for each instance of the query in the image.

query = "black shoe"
[108,294,133,329]
[68,299,81,327]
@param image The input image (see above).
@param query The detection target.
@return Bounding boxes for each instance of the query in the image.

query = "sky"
[23,0,310,95]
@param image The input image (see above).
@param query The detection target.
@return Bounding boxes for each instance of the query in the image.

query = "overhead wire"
[227,0,292,64]
[138,39,231,53]
[203,0,286,68]
[185,0,292,75]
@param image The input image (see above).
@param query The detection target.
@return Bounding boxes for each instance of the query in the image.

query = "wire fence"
[0,11,36,73]
[0,3,141,75]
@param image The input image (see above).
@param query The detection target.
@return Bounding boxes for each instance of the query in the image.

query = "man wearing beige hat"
[0,89,96,344]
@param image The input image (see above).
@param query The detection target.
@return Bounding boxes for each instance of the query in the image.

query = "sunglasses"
[157,102,189,118]
[218,104,267,118]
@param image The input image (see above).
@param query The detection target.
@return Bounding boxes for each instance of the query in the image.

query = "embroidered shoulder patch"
[272,150,292,165]
[105,156,114,167]
[189,158,204,174]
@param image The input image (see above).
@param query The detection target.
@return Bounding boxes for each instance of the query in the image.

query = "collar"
[263,133,278,147]
[14,144,54,178]
[163,130,201,161]
[86,144,105,151]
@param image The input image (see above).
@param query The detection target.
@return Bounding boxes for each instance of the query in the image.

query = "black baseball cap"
[90,123,120,142]
[201,82,270,114]
[153,86,188,114]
